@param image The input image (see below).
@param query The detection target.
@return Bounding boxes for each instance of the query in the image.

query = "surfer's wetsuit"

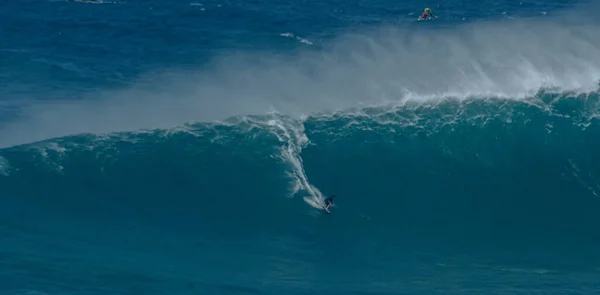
[324,195,335,212]
[325,195,335,206]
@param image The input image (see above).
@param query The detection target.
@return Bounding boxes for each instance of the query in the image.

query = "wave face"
[2,92,600,293]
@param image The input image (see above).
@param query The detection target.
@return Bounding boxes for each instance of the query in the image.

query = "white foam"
[73,0,119,4]
[26,142,68,173]
[1,13,600,148]
[280,33,314,46]
[190,3,205,10]
[0,156,10,176]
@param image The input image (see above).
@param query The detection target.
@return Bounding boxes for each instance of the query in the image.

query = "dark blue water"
[2,0,600,294]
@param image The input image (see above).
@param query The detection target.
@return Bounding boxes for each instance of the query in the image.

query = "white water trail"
[267,118,325,209]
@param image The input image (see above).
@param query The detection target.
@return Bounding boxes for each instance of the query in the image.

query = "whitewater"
[2,0,600,294]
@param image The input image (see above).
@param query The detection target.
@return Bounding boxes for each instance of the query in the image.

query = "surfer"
[419,8,436,20]
[324,195,336,213]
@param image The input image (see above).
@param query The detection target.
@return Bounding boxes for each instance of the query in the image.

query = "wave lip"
[2,93,600,230]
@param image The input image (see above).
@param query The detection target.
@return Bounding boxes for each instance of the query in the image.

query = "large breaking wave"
[2,8,600,257]
[2,91,600,248]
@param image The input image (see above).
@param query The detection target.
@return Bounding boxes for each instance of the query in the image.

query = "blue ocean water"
[2,0,600,294]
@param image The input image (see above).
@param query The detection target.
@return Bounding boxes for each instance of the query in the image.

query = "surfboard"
[418,15,437,21]
[303,196,331,213]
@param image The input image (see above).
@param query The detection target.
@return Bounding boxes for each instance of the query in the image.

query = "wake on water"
[264,117,326,210]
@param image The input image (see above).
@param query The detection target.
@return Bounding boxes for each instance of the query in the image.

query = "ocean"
[2,0,600,294]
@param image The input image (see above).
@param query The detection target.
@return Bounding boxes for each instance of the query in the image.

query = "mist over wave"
[1,15,600,148]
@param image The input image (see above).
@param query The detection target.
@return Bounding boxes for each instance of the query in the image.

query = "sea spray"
[2,19,600,149]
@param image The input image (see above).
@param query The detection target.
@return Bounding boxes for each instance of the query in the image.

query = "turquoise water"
[2,0,600,294]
